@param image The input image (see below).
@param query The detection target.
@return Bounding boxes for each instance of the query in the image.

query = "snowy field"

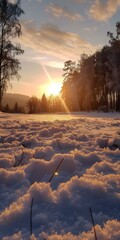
[0,111,120,240]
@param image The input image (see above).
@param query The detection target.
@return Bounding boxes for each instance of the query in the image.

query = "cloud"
[84,26,98,32]
[20,22,98,64]
[27,0,42,2]
[74,0,85,2]
[89,0,120,21]
[8,0,17,4]
[45,3,84,21]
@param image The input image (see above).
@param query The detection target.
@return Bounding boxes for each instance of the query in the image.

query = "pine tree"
[41,93,48,112]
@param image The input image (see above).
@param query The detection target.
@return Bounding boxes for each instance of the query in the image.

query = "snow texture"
[0,112,120,239]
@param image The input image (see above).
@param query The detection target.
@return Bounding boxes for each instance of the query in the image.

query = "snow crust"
[0,112,120,239]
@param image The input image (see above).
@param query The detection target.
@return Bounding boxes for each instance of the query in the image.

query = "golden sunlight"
[48,82,62,96]
[55,172,59,176]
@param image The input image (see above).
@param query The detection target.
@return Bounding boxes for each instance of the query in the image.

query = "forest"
[61,22,120,112]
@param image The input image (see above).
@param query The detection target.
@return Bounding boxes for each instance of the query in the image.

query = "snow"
[0,112,120,239]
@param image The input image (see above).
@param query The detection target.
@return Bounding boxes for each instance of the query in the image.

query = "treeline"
[2,102,25,113]
[2,94,64,114]
[61,22,120,112]
[27,94,64,113]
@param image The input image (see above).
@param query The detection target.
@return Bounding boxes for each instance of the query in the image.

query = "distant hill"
[2,93,30,112]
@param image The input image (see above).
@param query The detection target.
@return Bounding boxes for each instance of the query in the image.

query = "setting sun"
[48,82,62,96]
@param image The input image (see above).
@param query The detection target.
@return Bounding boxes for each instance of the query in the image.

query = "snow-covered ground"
[0,112,120,240]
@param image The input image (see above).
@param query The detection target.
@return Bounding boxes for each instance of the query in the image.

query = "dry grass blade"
[14,151,24,167]
[89,207,98,240]
[48,158,64,183]
[30,198,34,236]
[57,140,62,150]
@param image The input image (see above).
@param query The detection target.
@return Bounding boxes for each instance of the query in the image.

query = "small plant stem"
[57,140,62,150]
[89,207,98,240]
[48,158,64,183]
[30,198,34,236]
[17,151,24,166]
[14,151,24,167]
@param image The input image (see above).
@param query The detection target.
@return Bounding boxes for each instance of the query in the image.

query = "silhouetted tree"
[62,60,79,111]
[41,93,48,112]
[0,0,24,106]
[3,103,9,112]
[107,21,120,46]
[77,54,96,110]
[106,22,120,110]
[13,102,19,113]
[27,96,39,113]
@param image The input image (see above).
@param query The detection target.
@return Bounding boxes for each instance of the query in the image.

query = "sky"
[8,0,120,97]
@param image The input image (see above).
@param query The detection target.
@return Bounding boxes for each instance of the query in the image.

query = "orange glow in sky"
[47,82,62,96]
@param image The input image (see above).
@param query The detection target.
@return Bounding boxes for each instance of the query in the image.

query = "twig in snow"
[30,198,34,236]
[56,140,62,150]
[48,158,64,183]
[89,207,98,240]
[14,151,24,167]
[22,141,31,148]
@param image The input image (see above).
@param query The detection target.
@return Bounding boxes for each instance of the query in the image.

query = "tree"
[3,103,9,112]
[41,93,48,112]
[27,96,39,113]
[61,60,79,111]
[13,101,19,113]
[107,22,120,110]
[0,0,24,106]
[107,21,120,46]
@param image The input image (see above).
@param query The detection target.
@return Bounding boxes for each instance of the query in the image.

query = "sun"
[48,82,62,96]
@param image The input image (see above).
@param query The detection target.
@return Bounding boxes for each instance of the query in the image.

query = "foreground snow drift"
[0,112,120,239]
